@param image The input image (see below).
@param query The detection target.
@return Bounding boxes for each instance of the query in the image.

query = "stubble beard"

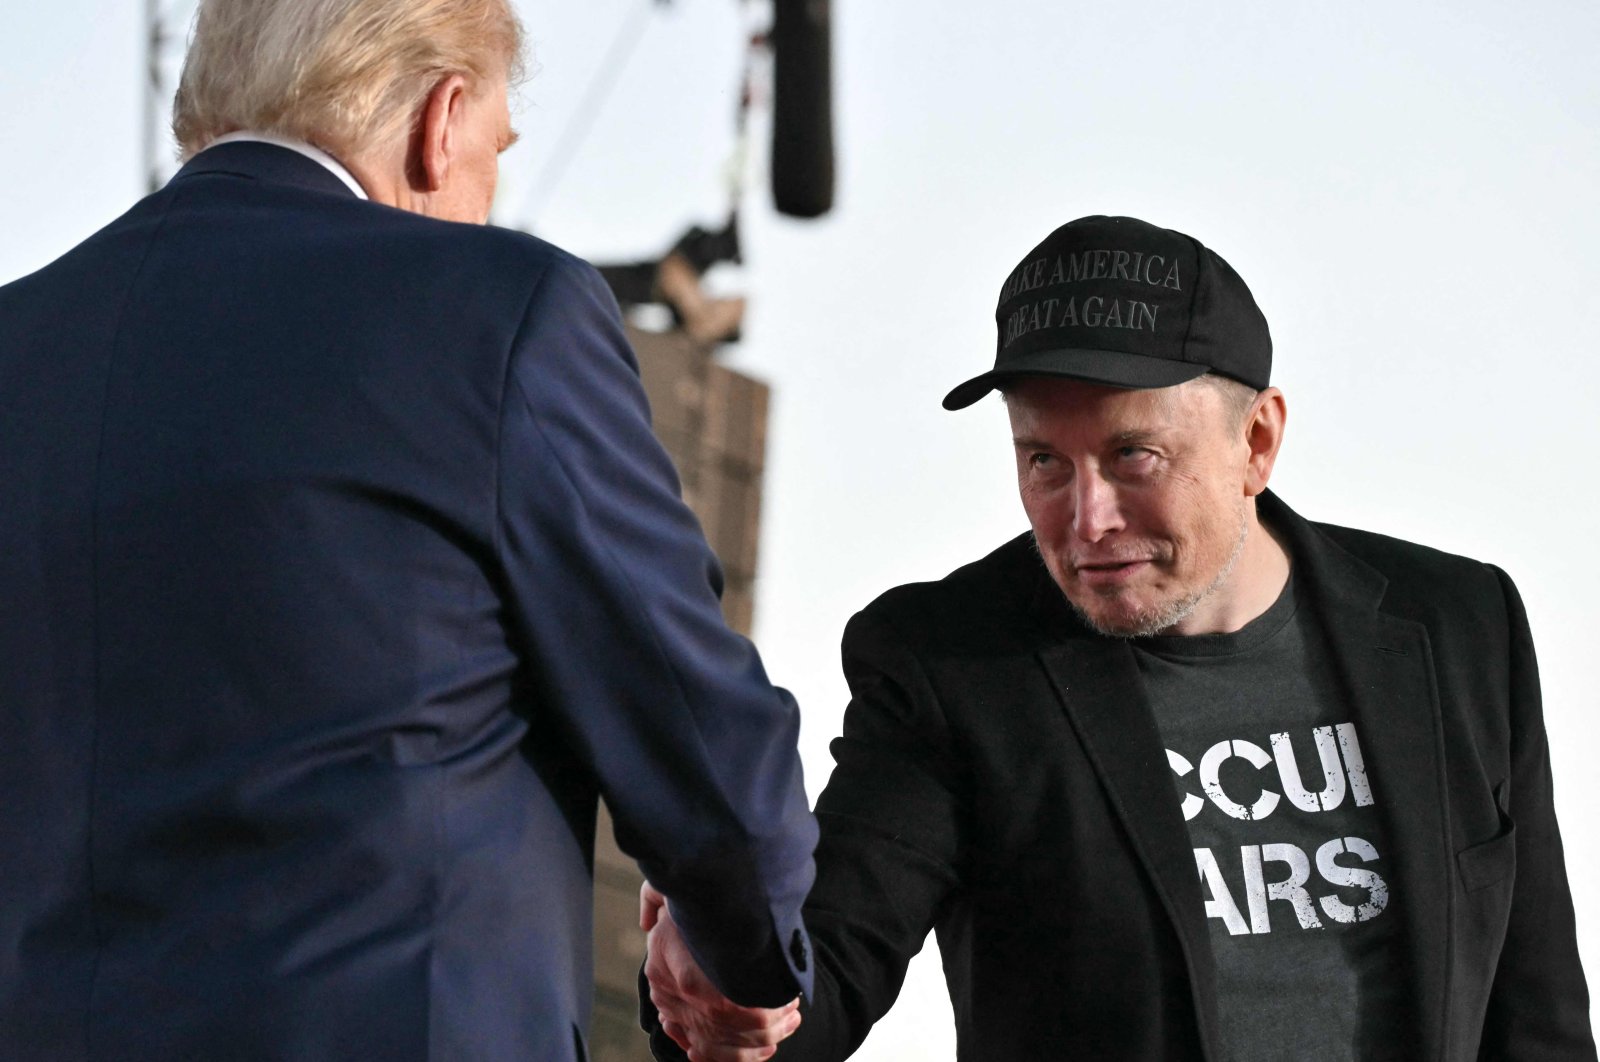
[1062,500,1250,639]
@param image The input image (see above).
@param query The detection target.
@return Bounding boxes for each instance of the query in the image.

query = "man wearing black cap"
[642,216,1595,1060]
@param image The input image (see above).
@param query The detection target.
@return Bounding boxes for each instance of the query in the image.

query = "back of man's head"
[172,0,524,162]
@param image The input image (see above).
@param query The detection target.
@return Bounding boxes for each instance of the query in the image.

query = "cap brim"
[941,347,1211,410]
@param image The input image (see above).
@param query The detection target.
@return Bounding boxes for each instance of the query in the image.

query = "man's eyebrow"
[1107,428,1167,446]
[1012,428,1170,450]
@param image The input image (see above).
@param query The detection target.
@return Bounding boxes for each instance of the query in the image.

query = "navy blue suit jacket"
[0,142,816,1061]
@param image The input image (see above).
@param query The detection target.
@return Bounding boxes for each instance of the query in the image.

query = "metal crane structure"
[143,0,192,193]
[142,4,833,1058]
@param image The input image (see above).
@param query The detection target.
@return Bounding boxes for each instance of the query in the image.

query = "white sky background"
[5,1,1598,1057]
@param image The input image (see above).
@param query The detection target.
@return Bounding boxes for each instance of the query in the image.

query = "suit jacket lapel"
[1270,494,1453,1061]
[1034,629,1225,1060]
[1026,491,1454,1061]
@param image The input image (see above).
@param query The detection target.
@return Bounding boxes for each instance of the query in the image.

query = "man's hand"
[640,881,803,1062]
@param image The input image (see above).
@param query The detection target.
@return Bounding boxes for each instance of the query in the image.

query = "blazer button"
[789,928,809,972]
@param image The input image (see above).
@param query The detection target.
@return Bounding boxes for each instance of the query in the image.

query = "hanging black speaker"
[770,0,834,218]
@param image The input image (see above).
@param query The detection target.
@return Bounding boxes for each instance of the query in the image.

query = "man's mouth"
[1073,559,1152,587]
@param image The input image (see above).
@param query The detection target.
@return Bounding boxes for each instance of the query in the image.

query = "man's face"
[437,72,515,224]
[1007,376,1254,637]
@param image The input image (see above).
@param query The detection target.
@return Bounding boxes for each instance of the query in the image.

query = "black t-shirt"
[1133,575,1408,1061]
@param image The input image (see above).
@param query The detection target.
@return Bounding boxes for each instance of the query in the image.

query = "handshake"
[639,882,806,1062]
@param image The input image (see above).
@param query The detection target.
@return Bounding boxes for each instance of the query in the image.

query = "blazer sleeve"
[642,602,964,1060]
[781,605,969,1060]
[493,255,816,1007]
[1478,565,1596,1059]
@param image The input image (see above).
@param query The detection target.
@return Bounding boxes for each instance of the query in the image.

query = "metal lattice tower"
[144,0,191,192]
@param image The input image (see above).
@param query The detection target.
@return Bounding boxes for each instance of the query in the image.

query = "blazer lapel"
[1036,634,1224,1060]
[1274,494,1453,1062]
[1027,492,1455,1061]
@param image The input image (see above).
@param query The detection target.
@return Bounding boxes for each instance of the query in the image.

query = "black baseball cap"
[942,215,1272,409]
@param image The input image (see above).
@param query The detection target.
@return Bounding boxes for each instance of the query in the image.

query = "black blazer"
[651,491,1593,1060]
[0,142,815,1061]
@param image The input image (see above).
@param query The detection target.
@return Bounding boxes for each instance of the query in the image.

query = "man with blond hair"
[0,2,816,1059]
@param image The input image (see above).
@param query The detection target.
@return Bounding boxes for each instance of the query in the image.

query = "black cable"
[511,1,660,230]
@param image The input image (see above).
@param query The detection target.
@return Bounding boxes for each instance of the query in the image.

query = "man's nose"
[1072,472,1125,542]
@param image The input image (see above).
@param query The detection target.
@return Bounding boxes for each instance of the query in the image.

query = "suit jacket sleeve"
[1479,565,1595,1059]
[786,605,969,1060]
[643,602,963,1060]
[494,255,816,1006]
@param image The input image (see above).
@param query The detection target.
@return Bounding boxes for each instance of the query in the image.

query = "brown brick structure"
[586,325,771,1062]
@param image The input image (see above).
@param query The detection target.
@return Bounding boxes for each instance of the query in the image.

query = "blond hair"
[172,0,523,161]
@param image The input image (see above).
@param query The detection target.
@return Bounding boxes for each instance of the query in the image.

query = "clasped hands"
[640,881,803,1062]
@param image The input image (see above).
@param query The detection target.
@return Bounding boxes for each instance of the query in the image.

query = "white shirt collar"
[207,131,369,200]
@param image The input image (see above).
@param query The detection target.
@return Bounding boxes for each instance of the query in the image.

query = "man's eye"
[1029,453,1056,468]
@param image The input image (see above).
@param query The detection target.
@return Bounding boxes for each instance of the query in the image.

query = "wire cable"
[509,1,660,230]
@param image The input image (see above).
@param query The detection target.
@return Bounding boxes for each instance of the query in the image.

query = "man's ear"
[1242,387,1287,497]
[411,73,471,193]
